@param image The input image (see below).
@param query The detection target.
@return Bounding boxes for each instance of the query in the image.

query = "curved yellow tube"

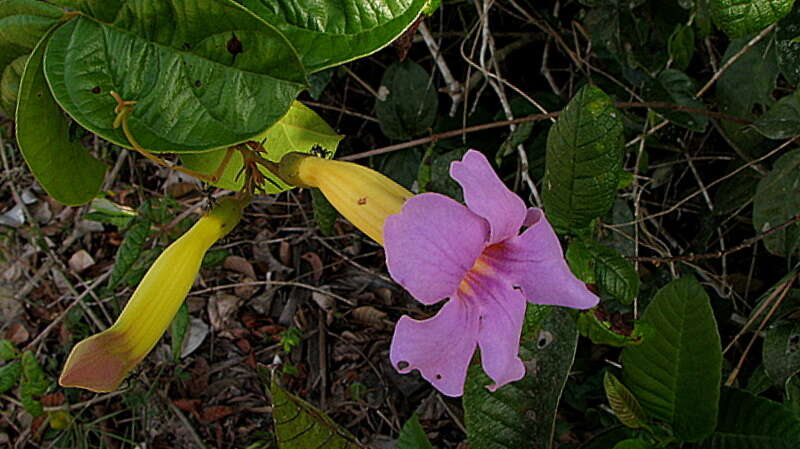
[278,153,412,244]
[59,197,245,392]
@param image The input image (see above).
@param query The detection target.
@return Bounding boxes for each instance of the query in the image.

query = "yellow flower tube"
[59,197,245,392]
[277,153,412,244]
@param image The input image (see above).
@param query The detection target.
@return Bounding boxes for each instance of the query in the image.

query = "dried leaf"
[201,405,234,423]
[68,250,95,273]
[301,252,324,283]
[223,255,257,279]
[351,306,389,330]
[208,293,242,333]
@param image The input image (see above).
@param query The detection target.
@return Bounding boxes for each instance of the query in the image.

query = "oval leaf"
[463,306,578,449]
[753,148,800,257]
[181,101,342,193]
[543,85,624,235]
[268,374,365,449]
[763,321,800,385]
[237,0,427,73]
[622,277,722,442]
[604,372,649,429]
[15,28,106,206]
[375,60,438,140]
[0,0,63,115]
[699,387,800,448]
[569,239,639,304]
[711,0,795,38]
[44,2,306,153]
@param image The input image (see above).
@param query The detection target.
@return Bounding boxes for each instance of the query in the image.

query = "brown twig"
[633,214,800,264]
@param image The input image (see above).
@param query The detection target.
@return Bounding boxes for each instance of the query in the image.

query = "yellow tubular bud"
[278,153,413,244]
[59,197,245,392]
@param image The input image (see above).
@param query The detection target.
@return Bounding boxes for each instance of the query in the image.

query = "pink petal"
[459,275,527,391]
[485,209,599,309]
[384,193,489,305]
[450,150,527,244]
[390,299,479,397]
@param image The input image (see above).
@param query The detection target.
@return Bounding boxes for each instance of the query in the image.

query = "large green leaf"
[269,374,365,449]
[15,28,106,206]
[375,60,438,140]
[236,0,427,73]
[463,306,578,449]
[642,69,708,132]
[542,85,624,235]
[699,387,800,448]
[763,321,800,385]
[0,0,63,115]
[44,1,306,153]
[753,148,800,257]
[182,101,342,193]
[715,36,778,155]
[710,0,795,38]
[622,277,722,442]
[752,91,800,139]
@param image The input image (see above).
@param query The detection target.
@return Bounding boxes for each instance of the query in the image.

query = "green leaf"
[604,372,649,429]
[0,0,63,115]
[752,148,800,257]
[0,54,25,117]
[375,60,438,140]
[0,361,21,393]
[171,303,190,362]
[763,321,800,385]
[612,440,652,449]
[419,147,467,200]
[716,36,778,155]
[312,188,338,237]
[699,387,800,448]
[577,312,650,347]
[83,198,137,228]
[710,0,795,38]
[776,3,800,85]
[568,239,639,304]
[752,92,800,138]
[643,69,709,132]
[0,339,19,360]
[15,27,106,206]
[108,220,151,291]
[786,374,800,414]
[463,306,578,449]
[668,24,695,70]
[44,3,306,153]
[21,351,48,396]
[236,0,427,73]
[182,101,343,193]
[20,351,49,417]
[397,414,434,449]
[543,85,624,235]
[622,277,722,442]
[269,375,366,449]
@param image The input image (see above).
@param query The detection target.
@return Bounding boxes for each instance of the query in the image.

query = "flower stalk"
[59,196,246,392]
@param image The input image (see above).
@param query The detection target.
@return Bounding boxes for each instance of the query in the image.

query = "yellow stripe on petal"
[278,153,412,244]
[59,197,244,392]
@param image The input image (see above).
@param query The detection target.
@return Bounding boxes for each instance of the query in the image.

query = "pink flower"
[384,150,598,396]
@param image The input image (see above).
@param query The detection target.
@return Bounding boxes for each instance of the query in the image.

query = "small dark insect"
[310,144,331,158]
